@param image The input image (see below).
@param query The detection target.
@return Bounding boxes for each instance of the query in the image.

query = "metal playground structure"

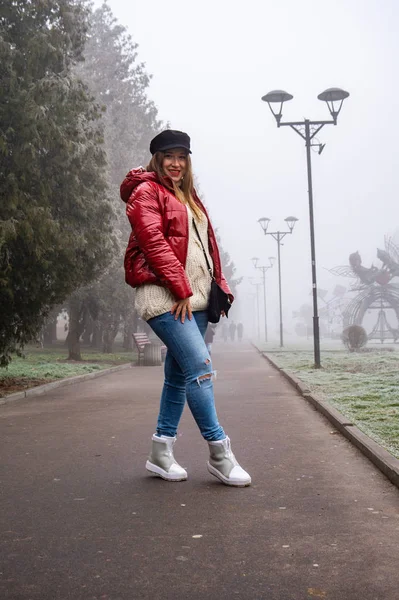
[329,236,399,343]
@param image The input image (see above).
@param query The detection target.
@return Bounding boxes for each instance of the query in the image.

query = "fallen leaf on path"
[308,589,327,598]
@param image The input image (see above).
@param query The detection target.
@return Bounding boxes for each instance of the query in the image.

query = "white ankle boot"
[207,437,251,487]
[146,434,187,482]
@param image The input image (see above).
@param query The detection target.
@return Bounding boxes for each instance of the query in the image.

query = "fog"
[95,0,399,341]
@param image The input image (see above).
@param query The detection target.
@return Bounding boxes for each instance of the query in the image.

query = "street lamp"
[248,276,263,340]
[261,87,349,367]
[251,256,275,343]
[257,217,298,347]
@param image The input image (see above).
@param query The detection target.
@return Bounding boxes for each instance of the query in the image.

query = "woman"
[120,129,251,487]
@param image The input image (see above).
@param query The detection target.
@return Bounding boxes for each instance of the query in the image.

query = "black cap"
[150,130,191,155]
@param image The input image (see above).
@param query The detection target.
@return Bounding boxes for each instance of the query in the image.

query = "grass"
[264,349,399,459]
[0,343,135,397]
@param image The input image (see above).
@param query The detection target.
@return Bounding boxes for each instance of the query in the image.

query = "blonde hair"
[146,151,203,221]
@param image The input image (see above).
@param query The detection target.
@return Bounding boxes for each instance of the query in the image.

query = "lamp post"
[257,217,298,348]
[261,88,349,368]
[248,277,262,340]
[251,256,275,343]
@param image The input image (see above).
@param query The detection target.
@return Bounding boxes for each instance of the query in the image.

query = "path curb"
[256,346,399,489]
[1,363,133,405]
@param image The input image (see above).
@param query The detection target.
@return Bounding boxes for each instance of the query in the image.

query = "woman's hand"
[171,298,193,323]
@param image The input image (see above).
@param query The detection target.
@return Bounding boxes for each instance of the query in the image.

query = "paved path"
[1,344,398,600]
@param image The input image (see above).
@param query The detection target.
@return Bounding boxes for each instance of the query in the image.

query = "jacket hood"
[120,168,160,203]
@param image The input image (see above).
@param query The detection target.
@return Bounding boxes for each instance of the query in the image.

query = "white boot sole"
[207,462,251,487]
[146,460,187,482]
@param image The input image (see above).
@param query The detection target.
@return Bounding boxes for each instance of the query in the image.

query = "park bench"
[132,332,166,366]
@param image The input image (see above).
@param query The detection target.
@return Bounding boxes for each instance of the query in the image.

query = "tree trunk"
[122,293,137,350]
[43,310,58,345]
[51,318,57,343]
[102,320,119,354]
[123,325,133,351]
[102,328,113,354]
[123,314,136,350]
[43,319,57,345]
[82,315,93,345]
[67,297,83,360]
[91,320,101,348]
[102,337,113,354]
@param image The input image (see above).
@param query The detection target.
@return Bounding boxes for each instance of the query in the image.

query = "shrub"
[341,325,368,352]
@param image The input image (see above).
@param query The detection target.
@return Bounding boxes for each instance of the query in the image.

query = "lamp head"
[285,216,298,232]
[261,90,293,125]
[251,257,259,269]
[258,217,270,234]
[269,256,276,267]
[317,87,349,123]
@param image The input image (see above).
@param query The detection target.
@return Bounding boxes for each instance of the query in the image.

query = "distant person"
[222,322,229,343]
[229,321,237,342]
[237,322,244,342]
[205,324,217,355]
[120,129,251,487]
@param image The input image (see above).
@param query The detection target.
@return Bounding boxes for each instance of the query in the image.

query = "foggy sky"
[94,0,399,338]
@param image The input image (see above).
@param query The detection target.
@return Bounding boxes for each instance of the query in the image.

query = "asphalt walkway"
[1,343,398,600]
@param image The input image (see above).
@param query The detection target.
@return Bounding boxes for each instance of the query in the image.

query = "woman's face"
[162,148,187,184]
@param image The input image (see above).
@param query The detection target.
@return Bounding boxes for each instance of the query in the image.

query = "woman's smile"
[162,149,187,183]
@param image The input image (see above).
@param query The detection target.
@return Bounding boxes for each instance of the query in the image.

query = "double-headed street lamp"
[258,217,298,348]
[251,257,275,343]
[261,88,350,367]
[248,277,263,340]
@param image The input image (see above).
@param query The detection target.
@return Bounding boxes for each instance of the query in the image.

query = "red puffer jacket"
[120,168,233,302]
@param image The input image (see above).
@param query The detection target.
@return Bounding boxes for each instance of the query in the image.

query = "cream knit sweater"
[135,204,213,321]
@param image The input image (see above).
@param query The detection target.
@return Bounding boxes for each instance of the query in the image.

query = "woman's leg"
[148,311,225,441]
[155,351,186,437]
[155,310,209,436]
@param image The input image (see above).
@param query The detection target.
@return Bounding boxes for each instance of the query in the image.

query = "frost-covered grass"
[0,344,134,397]
[266,350,399,459]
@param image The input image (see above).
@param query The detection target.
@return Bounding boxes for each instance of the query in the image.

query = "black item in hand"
[208,280,231,323]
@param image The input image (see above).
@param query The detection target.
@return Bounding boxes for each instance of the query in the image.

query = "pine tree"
[78,1,161,189]
[70,1,161,354]
[0,0,115,365]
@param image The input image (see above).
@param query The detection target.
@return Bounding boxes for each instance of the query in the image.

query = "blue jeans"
[147,310,225,441]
